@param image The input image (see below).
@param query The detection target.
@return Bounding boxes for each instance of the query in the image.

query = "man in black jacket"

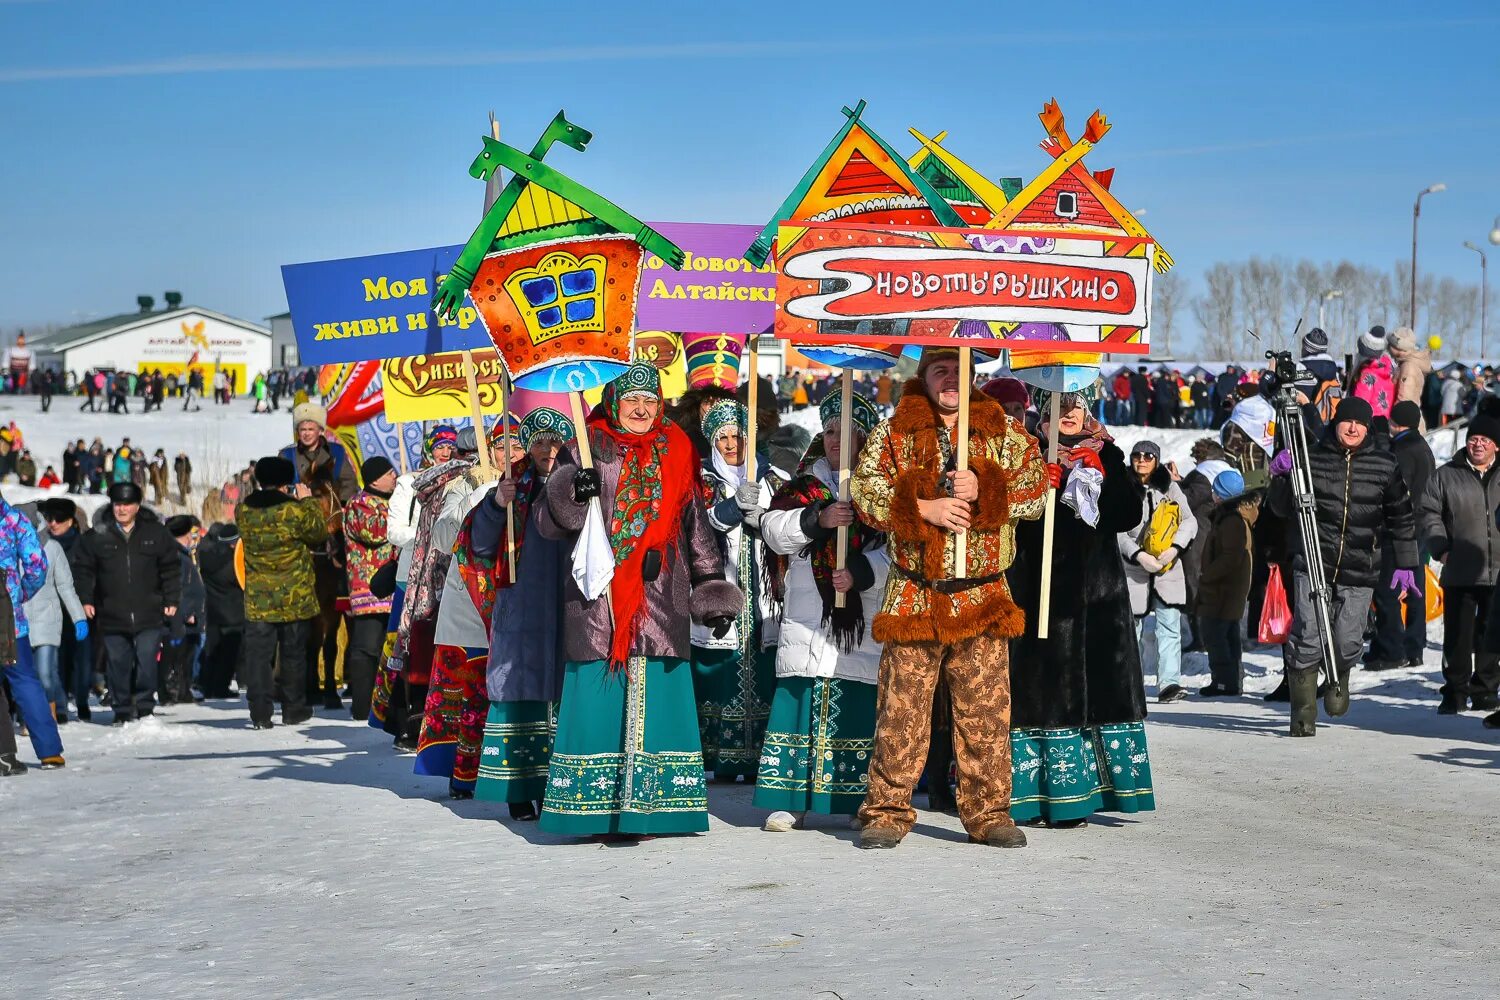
[196,522,246,699]
[1367,401,1437,672]
[1420,413,1500,714]
[1269,397,1418,736]
[70,482,181,724]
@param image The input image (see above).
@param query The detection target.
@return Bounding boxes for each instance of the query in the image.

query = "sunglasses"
[1130,452,1158,460]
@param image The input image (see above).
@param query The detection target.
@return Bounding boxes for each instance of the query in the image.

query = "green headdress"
[818,390,880,435]
[701,399,748,443]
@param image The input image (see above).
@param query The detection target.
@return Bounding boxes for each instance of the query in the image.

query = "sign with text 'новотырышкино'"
[282,223,776,368]
[773,223,1154,354]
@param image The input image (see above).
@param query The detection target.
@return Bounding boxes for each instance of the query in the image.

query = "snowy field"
[6,632,1500,999]
[5,395,1499,998]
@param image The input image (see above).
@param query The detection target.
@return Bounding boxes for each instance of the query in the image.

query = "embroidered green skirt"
[539,657,709,837]
[753,676,876,817]
[1009,722,1156,824]
[691,643,776,781]
[474,700,556,805]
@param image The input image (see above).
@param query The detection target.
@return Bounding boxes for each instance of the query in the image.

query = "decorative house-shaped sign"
[432,111,684,393]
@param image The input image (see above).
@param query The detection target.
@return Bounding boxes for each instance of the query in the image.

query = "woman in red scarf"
[535,362,743,839]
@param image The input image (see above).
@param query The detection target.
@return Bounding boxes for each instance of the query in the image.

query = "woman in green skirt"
[750,390,888,831]
[691,399,777,781]
[534,363,743,839]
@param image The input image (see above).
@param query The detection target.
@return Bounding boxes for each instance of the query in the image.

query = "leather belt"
[893,562,1002,595]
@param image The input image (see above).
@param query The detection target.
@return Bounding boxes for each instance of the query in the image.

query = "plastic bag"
[1257,564,1292,644]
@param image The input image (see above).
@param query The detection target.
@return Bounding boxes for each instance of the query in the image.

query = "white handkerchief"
[571,499,616,601]
[1061,466,1105,527]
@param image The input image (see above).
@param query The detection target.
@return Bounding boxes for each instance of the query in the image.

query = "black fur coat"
[1007,441,1149,729]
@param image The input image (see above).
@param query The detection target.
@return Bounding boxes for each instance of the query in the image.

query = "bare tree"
[1151,270,1186,356]
[1191,263,1239,359]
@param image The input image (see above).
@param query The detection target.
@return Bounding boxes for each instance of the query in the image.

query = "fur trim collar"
[1147,465,1173,493]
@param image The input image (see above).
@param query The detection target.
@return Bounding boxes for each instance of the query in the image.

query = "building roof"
[26,307,271,353]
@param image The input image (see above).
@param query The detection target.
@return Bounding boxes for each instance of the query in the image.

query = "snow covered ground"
[5,631,1499,999]
[6,397,1499,998]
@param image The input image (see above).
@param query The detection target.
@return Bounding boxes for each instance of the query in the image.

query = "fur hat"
[916,346,960,380]
[1332,396,1374,429]
[292,401,328,431]
[254,456,296,488]
[1357,327,1387,359]
[36,497,77,522]
[165,514,196,538]
[106,481,143,504]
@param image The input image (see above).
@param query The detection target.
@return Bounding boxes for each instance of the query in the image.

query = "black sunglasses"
[1130,452,1158,460]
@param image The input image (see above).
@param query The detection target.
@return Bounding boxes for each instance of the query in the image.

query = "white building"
[27,297,272,395]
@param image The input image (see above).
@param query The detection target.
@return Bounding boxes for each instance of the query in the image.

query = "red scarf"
[588,416,701,669]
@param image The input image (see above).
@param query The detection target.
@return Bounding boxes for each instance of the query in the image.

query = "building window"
[1054,191,1079,220]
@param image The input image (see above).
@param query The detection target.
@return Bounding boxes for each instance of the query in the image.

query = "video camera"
[1263,349,1314,397]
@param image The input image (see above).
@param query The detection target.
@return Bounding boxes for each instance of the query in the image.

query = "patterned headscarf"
[518,407,575,450]
[486,415,520,444]
[818,390,881,435]
[424,424,458,459]
[601,361,661,417]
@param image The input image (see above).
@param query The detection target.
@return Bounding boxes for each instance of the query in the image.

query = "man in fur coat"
[850,346,1047,850]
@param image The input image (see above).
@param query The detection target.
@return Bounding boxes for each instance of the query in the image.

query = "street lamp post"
[1464,241,1488,360]
[1411,183,1447,329]
[1318,288,1343,332]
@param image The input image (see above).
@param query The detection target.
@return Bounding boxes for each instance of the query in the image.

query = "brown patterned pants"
[859,634,1014,839]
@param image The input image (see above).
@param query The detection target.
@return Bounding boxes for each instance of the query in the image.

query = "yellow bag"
[1425,564,1443,623]
[1143,497,1181,569]
[1401,564,1444,626]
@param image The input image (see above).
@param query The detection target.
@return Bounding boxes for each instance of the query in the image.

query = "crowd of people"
[2,325,1497,855]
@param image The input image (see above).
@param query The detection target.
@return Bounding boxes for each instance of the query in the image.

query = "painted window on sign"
[1054,191,1079,220]
[525,269,599,329]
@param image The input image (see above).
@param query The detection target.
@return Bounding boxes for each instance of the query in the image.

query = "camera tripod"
[1266,349,1342,697]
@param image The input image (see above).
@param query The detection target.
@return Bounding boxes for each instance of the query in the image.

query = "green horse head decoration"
[468,110,593,182]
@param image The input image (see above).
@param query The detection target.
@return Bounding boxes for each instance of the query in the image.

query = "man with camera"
[1268,396,1418,736]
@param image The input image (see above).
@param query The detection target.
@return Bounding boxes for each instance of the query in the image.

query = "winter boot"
[971,824,1028,849]
[1289,669,1318,737]
[0,753,27,776]
[1323,663,1352,718]
[859,826,903,850]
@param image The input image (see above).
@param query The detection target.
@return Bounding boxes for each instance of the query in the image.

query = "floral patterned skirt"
[539,657,709,837]
[691,643,776,780]
[414,644,489,792]
[753,676,876,817]
[367,587,404,730]
[1008,722,1156,824]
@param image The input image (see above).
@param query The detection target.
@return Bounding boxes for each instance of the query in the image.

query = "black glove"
[572,468,601,503]
[707,615,733,639]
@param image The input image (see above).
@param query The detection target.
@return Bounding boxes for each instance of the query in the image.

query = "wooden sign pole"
[568,389,613,628]
[395,424,410,475]
[745,336,759,471]
[835,367,854,609]
[485,113,515,579]
[953,347,972,577]
[461,349,494,479]
[1037,391,1062,640]
[497,368,517,580]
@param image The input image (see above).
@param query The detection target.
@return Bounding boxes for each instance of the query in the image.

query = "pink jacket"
[1352,355,1395,418]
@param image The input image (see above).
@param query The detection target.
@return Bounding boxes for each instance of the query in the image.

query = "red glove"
[1068,447,1104,473]
[1046,463,1064,489]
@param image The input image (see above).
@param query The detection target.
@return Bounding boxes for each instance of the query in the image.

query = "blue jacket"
[0,496,48,637]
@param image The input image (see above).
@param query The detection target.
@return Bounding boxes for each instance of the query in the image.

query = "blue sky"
[2,0,1496,346]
